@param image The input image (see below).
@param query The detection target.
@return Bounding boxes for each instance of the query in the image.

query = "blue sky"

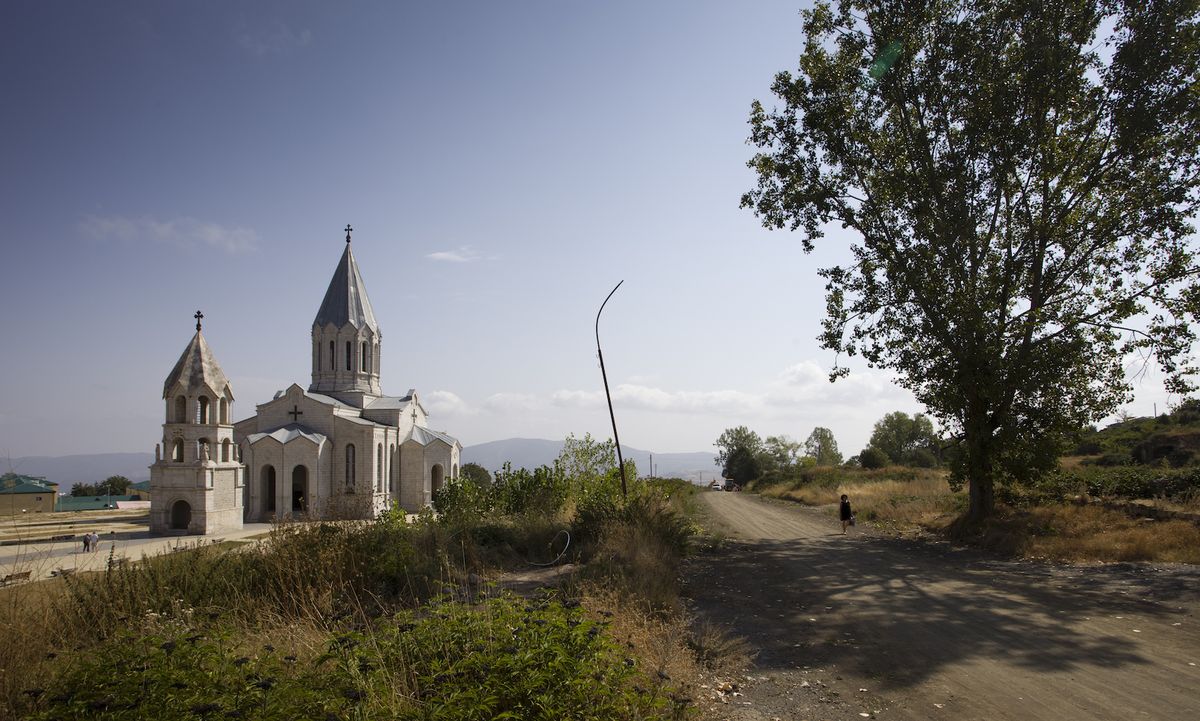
[0,1,1177,460]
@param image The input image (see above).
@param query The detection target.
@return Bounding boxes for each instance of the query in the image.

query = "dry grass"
[757,469,1200,564]
[759,470,961,529]
[945,504,1200,563]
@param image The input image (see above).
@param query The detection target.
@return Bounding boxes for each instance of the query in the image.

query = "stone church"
[149,227,461,534]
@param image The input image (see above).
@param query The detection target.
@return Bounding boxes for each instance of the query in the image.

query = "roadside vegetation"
[719,402,1200,565]
[1,433,740,720]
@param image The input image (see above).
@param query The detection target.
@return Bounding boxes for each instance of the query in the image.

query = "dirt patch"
[684,491,1200,720]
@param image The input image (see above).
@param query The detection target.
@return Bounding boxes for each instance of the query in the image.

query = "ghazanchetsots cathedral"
[149,226,461,535]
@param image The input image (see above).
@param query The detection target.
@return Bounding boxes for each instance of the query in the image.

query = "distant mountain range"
[6,440,719,489]
[3,453,155,485]
[462,438,718,481]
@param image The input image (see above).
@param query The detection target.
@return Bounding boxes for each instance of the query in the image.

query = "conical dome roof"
[162,331,233,399]
[313,244,378,331]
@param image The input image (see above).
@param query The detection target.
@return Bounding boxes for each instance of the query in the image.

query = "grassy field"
[753,467,1200,564]
[1,477,746,720]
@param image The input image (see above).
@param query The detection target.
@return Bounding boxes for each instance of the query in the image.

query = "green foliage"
[459,462,492,487]
[859,446,890,470]
[868,412,939,466]
[803,426,843,466]
[54,515,449,635]
[26,596,683,721]
[1071,402,1200,467]
[70,475,132,497]
[714,426,763,477]
[715,424,763,487]
[743,0,1200,521]
[1026,466,1200,503]
[434,463,569,520]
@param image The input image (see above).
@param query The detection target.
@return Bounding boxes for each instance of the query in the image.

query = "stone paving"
[1,510,274,582]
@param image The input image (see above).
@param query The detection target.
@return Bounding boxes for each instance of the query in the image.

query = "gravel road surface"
[685,491,1200,720]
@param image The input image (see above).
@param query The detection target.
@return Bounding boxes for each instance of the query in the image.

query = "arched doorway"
[292,465,308,513]
[170,500,191,530]
[431,464,444,495]
[261,465,276,516]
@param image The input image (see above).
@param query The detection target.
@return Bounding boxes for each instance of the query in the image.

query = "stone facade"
[149,325,245,535]
[232,232,460,521]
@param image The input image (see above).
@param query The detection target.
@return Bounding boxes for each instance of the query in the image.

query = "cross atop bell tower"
[310,225,382,399]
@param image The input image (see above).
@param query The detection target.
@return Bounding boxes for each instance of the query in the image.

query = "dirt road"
[685,492,1200,720]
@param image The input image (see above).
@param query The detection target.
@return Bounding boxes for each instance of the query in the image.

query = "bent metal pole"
[595,280,627,498]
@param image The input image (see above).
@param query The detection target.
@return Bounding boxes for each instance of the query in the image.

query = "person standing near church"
[839,494,854,534]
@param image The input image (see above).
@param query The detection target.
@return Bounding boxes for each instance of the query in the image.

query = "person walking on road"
[839,494,854,534]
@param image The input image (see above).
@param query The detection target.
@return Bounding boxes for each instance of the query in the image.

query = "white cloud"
[424,390,475,416]
[235,22,312,56]
[550,389,604,408]
[80,215,259,254]
[425,246,485,263]
[612,384,760,414]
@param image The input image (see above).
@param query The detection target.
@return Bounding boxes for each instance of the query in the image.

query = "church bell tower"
[149,312,245,535]
[309,224,382,399]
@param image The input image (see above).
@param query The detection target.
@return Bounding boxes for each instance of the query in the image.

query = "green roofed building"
[0,473,59,514]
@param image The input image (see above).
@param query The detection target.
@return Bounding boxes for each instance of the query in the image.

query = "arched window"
[174,395,187,423]
[390,443,397,492]
[221,439,231,462]
[376,443,383,492]
[172,439,184,462]
[361,342,369,372]
[329,341,335,370]
[345,444,356,490]
[452,463,459,479]
[219,397,229,424]
[262,465,276,513]
[431,464,445,494]
[198,438,211,461]
[198,396,210,424]
[345,341,352,371]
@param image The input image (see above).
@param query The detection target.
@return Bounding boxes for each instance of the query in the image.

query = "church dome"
[162,326,233,399]
[313,241,378,332]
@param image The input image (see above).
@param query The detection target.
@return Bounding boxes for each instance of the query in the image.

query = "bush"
[859,446,890,469]
[26,596,684,721]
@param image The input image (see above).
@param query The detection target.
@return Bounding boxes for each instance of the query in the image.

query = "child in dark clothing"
[839,494,853,534]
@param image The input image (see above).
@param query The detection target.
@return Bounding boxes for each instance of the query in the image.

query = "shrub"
[25,595,685,721]
[859,447,890,469]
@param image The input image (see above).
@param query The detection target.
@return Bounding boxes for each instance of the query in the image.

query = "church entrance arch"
[170,500,191,530]
[431,464,445,495]
[292,466,308,514]
[261,465,276,516]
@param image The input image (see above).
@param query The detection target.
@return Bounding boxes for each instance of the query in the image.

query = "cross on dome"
[345,224,353,244]
[194,310,204,331]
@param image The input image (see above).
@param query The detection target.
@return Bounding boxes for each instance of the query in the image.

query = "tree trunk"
[964,410,996,523]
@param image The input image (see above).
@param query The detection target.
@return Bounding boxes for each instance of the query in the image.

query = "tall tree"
[743,0,1200,521]
[460,462,492,487]
[868,412,938,464]
[762,434,802,471]
[715,426,764,484]
[804,427,844,466]
[101,475,131,496]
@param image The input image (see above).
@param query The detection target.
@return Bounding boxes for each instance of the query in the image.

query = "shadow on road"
[685,532,1195,691]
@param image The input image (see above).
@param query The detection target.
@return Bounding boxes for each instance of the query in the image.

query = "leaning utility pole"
[595,281,627,498]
